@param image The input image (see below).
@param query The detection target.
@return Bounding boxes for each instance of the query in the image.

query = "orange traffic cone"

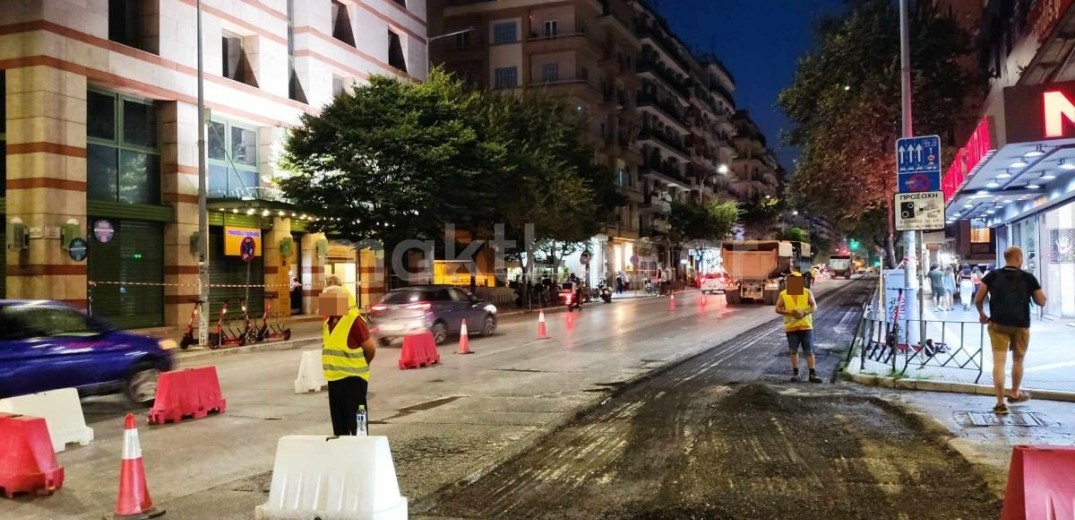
[701,294,707,308]
[669,294,676,311]
[537,310,549,339]
[457,319,473,354]
[113,414,163,519]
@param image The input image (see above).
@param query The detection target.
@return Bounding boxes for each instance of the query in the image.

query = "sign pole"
[899,0,919,346]
[196,0,211,347]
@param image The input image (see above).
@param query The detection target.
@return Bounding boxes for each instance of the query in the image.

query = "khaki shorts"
[987,322,1030,357]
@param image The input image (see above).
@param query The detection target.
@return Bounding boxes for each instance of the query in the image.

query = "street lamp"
[427,27,475,77]
[717,164,729,175]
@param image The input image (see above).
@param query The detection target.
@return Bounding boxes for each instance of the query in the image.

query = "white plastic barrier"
[255,435,407,520]
[293,350,327,394]
[0,387,94,452]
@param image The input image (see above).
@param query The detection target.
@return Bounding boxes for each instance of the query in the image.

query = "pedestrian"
[959,264,974,310]
[290,276,303,314]
[971,266,983,299]
[928,263,945,311]
[775,271,821,383]
[975,247,1047,415]
[321,285,376,435]
[943,266,956,311]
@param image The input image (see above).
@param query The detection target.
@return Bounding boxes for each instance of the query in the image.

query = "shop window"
[208,120,259,198]
[222,30,258,87]
[388,30,407,73]
[86,90,160,205]
[331,1,356,47]
[108,0,159,54]
[493,21,518,44]
[494,67,518,89]
[970,221,991,244]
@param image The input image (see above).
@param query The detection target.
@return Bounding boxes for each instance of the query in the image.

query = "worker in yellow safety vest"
[322,285,376,436]
[774,271,821,383]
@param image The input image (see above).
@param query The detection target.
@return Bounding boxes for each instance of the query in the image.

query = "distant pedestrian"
[976,247,1047,415]
[971,266,983,298]
[321,286,377,435]
[959,265,974,310]
[928,263,945,311]
[775,272,821,383]
[943,266,956,311]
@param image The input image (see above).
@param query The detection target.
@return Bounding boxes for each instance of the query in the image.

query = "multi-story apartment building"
[730,110,780,203]
[1,0,428,329]
[430,0,739,280]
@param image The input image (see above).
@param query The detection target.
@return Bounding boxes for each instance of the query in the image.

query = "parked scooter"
[179,301,201,350]
[255,297,292,342]
[596,281,613,303]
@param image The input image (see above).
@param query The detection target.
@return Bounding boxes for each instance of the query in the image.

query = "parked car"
[699,272,730,294]
[369,286,498,345]
[0,300,176,405]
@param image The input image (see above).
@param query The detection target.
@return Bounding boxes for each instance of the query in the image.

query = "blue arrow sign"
[896,135,941,175]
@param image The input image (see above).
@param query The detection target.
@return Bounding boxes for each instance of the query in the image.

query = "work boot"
[808,374,823,384]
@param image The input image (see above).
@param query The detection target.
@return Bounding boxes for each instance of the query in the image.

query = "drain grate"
[965,411,1049,427]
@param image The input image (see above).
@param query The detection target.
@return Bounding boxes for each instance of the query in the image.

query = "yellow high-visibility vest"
[321,314,370,382]
[781,290,814,332]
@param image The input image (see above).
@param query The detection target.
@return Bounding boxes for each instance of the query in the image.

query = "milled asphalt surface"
[421,282,1002,520]
[2,279,854,519]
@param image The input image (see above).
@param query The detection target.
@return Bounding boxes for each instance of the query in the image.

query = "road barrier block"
[0,388,93,452]
[1001,445,1075,520]
[294,350,327,393]
[399,332,440,370]
[255,435,407,520]
[0,413,64,498]
[148,366,227,425]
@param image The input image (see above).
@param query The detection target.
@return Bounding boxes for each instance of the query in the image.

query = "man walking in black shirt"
[975,247,1047,414]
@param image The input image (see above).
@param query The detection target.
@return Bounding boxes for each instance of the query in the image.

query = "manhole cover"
[965,411,1049,427]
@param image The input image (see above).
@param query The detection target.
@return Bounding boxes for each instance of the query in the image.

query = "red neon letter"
[1044,91,1075,137]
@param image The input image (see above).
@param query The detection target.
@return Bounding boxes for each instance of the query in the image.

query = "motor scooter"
[596,281,613,303]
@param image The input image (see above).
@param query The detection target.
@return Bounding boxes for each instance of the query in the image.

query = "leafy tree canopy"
[670,200,740,245]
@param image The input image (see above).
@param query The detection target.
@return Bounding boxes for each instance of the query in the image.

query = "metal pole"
[899,0,920,346]
[196,0,211,346]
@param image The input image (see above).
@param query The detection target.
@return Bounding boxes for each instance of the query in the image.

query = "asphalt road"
[3,278,859,520]
[422,282,1001,520]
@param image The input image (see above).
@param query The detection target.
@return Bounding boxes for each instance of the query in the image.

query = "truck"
[721,240,812,305]
[828,254,853,279]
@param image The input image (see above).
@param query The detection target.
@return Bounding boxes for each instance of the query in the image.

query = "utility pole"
[899,0,923,345]
[196,0,210,346]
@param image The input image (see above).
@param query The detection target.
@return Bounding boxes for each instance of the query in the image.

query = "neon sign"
[1044,90,1075,137]
[942,116,994,204]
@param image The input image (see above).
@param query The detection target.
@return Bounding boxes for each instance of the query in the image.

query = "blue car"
[0,300,175,405]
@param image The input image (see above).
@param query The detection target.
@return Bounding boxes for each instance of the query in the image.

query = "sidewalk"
[848,288,1075,397]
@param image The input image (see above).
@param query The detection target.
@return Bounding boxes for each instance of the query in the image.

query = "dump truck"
[828,254,853,279]
[721,240,811,305]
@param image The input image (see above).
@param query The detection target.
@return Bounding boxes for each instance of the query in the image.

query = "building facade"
[942,0,1075,319]
[430,0,741,282]
[1,0,427,328]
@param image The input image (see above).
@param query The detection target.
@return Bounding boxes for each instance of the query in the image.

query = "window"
[221,30,258,87]
[544,20,558,38]
[331,1,355,47]
[541,63,559,83]
[286,0,306,103]
[208,120,259,198]
[388,30,407,73]
[455,31,471,48]
[580,66,589,81]
[0,305,106,340]
[493,21,518,44]
[108,0,157,53]
[332,75,345,97]
[971,220,991,244]
[86,90,160,205]
[494,67,518,89]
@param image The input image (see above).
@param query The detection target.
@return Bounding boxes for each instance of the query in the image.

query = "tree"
[779,226,810,243]
[669,200,740,245]
[277,70,502,250]
[778,0,981,266]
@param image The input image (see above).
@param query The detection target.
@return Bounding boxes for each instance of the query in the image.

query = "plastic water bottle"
[355,405,367,436]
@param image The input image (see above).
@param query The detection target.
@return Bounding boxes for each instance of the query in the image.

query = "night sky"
[655,0,847,169]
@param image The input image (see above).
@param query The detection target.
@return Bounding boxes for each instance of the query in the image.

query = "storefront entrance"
[1041,202,1075,318]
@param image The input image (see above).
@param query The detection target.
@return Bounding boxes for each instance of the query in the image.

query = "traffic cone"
[669,294,676,311]
[112,413,163,520]
[537,310,549,339]
[701,294,707,308]
[457,319,472,355]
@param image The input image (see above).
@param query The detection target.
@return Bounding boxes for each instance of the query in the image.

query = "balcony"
[636,92,689,133]
[598,0,638,44]
[641,159,690,190]
[638,195,671,215]
[638,126,690,161]
[637,55,690,99]
[527,24,603,57]
[634,23,690,74]
[529,74,603,104]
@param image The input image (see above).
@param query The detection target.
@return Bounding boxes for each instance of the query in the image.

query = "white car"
[699,272,729,294]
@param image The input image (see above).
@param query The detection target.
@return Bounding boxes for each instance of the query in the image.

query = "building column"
[265,217,292,315]
[301,232,326,314]
[161,101,201,327]
[4,65,88,308]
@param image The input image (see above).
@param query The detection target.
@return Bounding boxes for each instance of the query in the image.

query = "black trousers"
[327,377,369,436]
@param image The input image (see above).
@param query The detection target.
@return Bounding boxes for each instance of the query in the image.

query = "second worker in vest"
[775,271,821,383]
[320,285,377,436]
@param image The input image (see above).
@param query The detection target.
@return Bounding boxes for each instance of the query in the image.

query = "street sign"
[93,220,115,243]
[896,135,942,194]
[580,251,591,264]
[894,191,945,232]
[896,135,941,174]
[240,237,256,262]
[69,238,88,262]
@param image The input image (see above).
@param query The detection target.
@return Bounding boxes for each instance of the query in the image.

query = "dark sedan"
[0,300,175,405]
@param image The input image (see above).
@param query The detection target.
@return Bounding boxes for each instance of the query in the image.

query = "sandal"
[1007,391,1031,403]
[993,403,1009,415]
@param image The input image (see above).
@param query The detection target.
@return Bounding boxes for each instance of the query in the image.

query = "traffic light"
[849,239,859,250]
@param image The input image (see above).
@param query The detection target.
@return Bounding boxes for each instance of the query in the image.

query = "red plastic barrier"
[0,413,64,498]
[148,366,227,425]
[399,331,440,370]
[1001,445,1075,520]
